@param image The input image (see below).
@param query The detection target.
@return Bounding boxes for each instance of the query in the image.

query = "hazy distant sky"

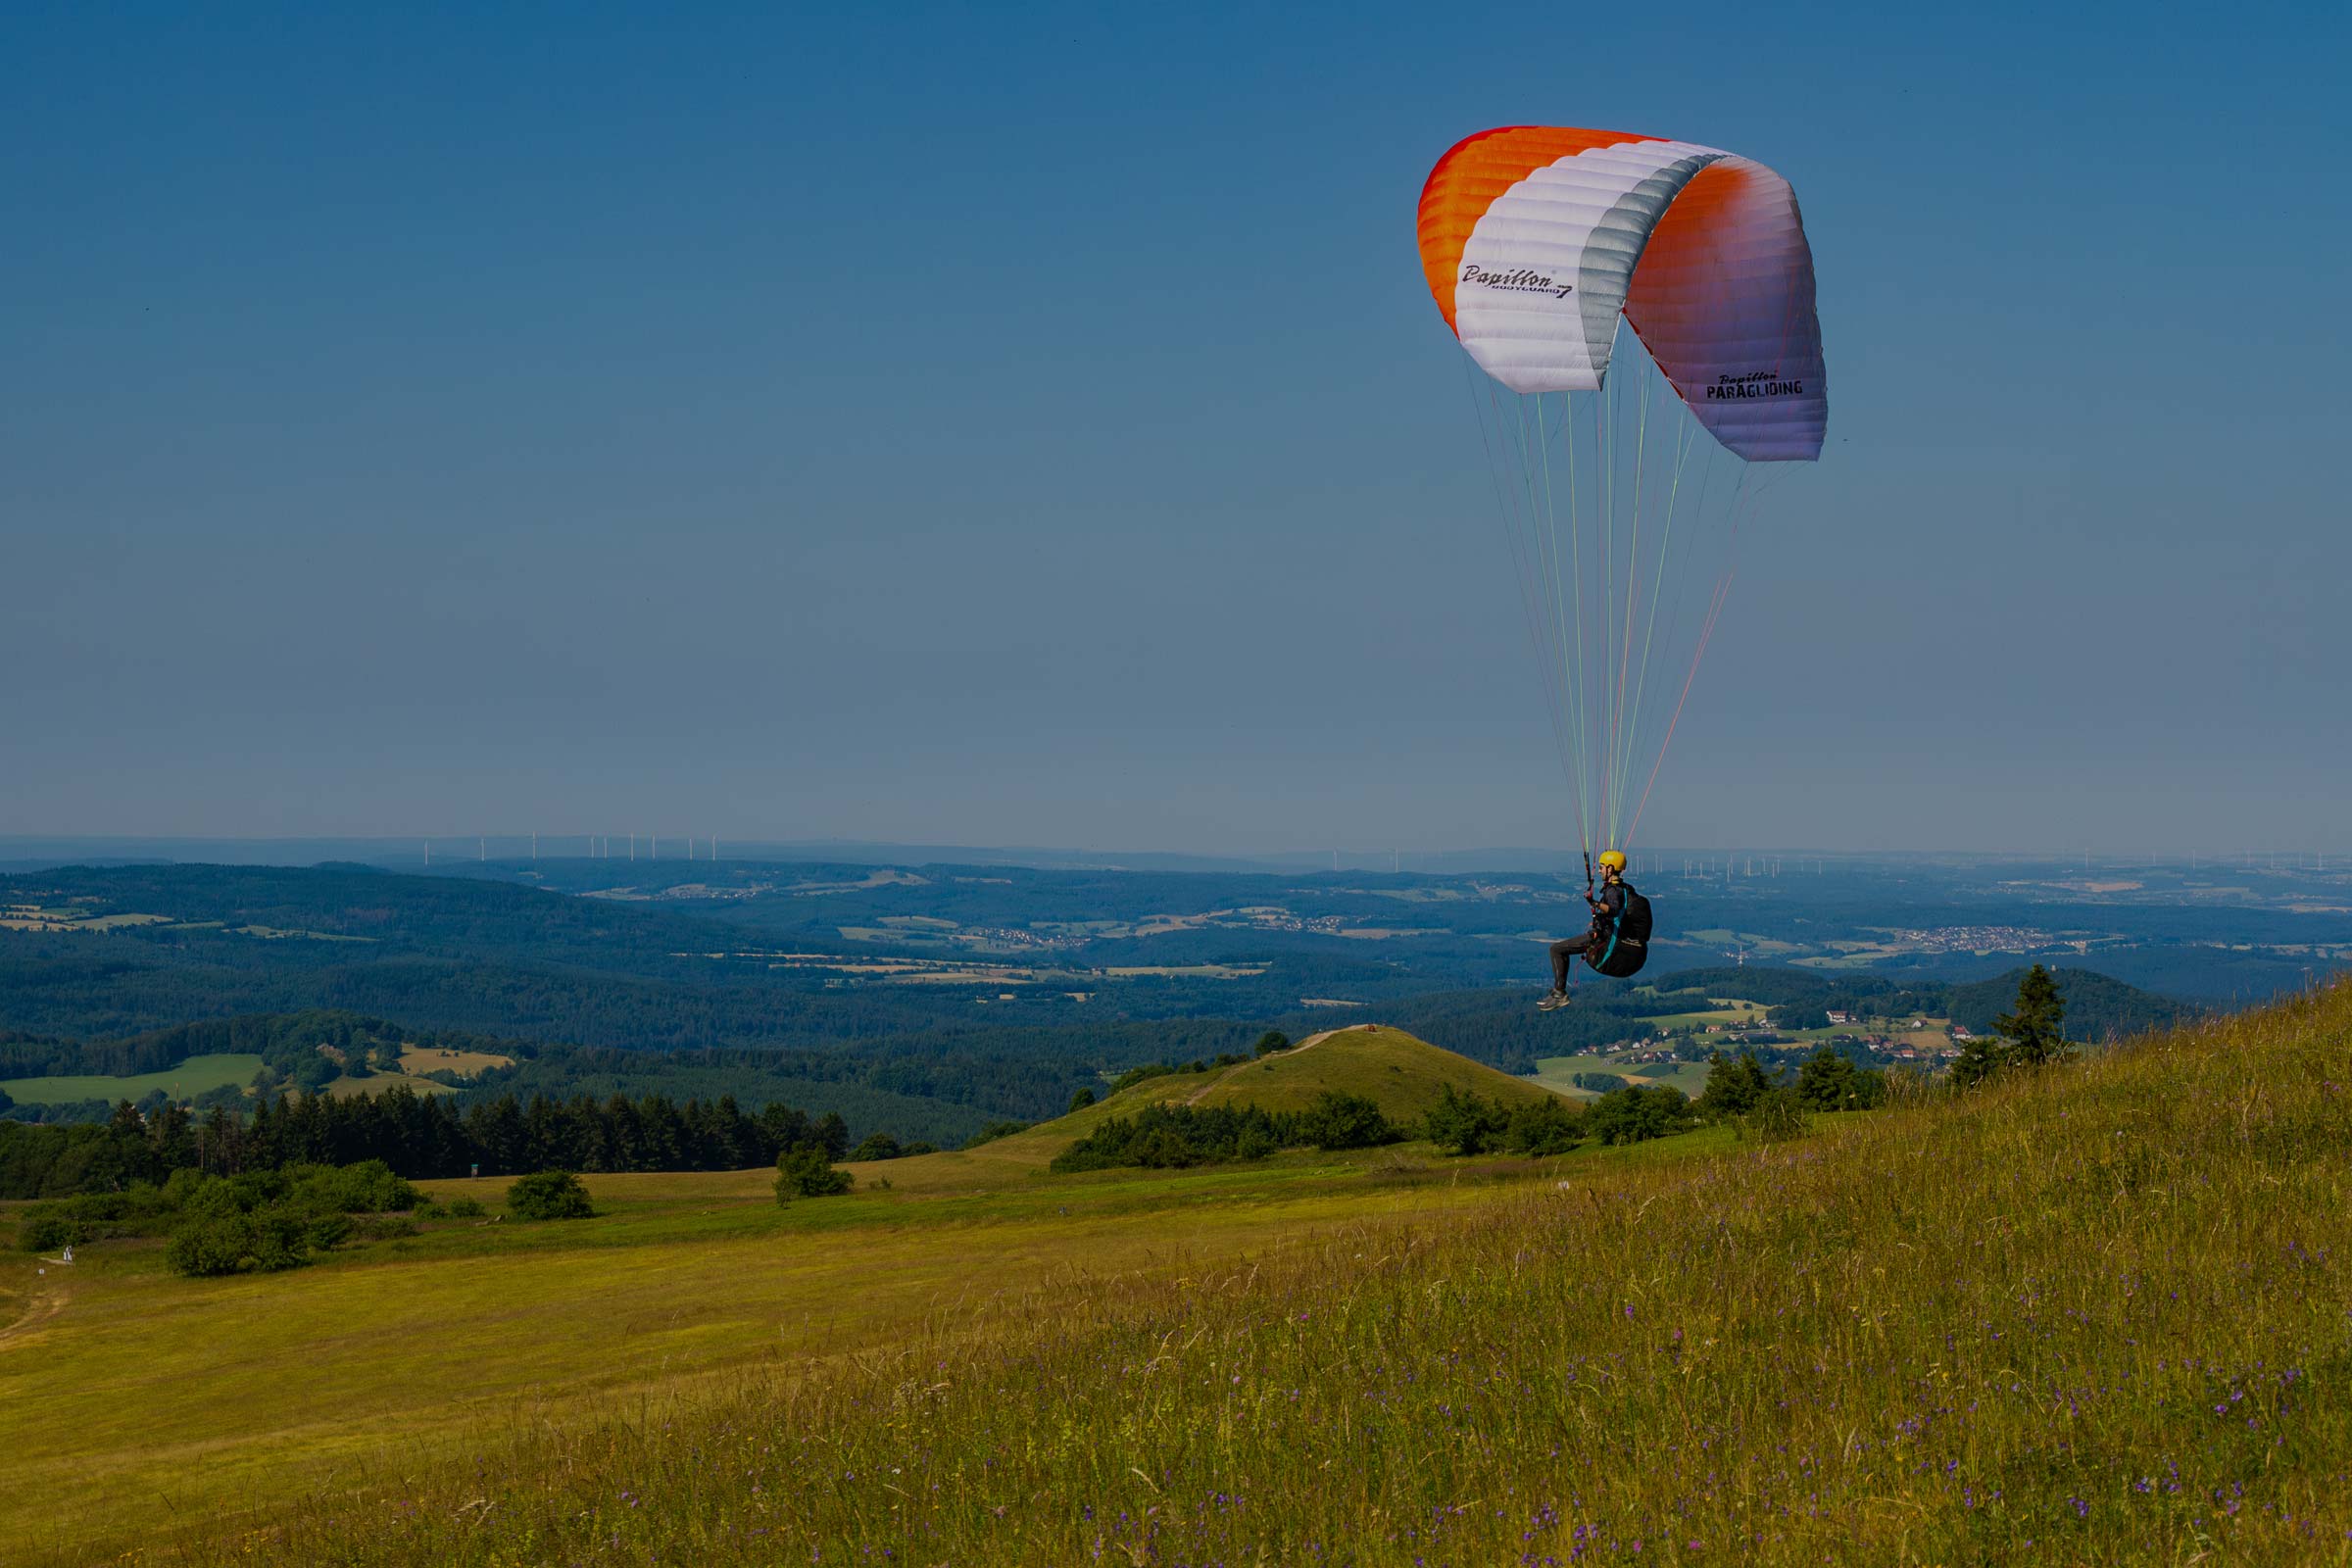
[6,2,2347,856]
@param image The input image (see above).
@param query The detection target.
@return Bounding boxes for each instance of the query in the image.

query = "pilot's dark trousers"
[1549,926,1606,991]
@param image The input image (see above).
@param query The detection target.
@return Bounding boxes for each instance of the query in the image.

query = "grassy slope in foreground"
[29,992,2352,1564]
[0,1026,1590,1559]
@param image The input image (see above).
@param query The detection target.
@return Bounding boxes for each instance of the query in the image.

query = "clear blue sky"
[5,1,2346,856]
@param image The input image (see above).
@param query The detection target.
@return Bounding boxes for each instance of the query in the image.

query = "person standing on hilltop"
[1540,851,1647,1008]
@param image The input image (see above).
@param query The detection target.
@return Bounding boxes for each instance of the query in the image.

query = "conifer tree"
[1993,963,2070,1069]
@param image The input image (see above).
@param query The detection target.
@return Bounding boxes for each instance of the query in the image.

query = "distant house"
[1826,1010,1853,1025]
[1950,1025,1975,1042]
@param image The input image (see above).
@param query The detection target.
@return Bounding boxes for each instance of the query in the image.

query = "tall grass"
[147,983,2352,1564]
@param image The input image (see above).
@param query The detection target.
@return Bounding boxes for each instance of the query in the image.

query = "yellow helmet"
[1597,850,1628,872]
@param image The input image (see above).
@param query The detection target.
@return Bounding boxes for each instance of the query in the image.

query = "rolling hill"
[850,1023,1566,1183]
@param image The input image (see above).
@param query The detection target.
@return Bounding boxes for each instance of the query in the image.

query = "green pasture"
[0,1128,1706,1560]
[112,985,2352,1566]
[0,1054,264,1107]
[1528,1051,1712,1099]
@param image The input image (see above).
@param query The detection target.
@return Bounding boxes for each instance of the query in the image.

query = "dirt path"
[1184,1023,1381,1105]
[0,1282,69,1348]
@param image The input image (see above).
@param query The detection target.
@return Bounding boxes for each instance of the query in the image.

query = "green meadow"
[0,1053,264,1106]
[4,990,2349,1564]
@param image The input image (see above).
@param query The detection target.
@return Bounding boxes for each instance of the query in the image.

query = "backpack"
[1589,885,1652,979]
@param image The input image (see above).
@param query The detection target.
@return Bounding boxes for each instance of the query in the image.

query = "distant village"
[1606,1008,1972,1071]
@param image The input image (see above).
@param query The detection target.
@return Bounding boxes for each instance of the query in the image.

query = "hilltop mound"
[1177,1023,1560,1119]
[934,1023,1563,1175]
[830,1025,1572,1186]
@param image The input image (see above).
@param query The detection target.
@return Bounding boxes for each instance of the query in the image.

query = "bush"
[1572,1071,1632,1095]
[166,1214,260,1277]
[1423,1086,1509,1156]
[290,1159,420,1214]
[1794,1047,1887,1112]
[1298,1092,1400,1152]
[21,1214,76,1253]
[775,1147,853,1201]
[304,1213,354,1250]
[165,1205,309,1277]
[1253,1031,1291,1058]
[1585,1086,1694,1147]
[444,1196,485,1219]
[1067,1087,1097,1113]
[848,1133,904,1162]
[1053,1103,1295,1173]
[1506,1096,1584,1156]
[20,1184,178,1250]
[506,1171,594,1221]
[1744,1086,1809,1144]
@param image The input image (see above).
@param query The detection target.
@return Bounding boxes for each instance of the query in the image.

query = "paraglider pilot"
[1540,850,1630,1009]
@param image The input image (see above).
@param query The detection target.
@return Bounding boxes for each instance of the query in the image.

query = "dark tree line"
[0,1087,850,1200]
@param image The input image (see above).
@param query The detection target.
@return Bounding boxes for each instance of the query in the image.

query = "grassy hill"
[1181,1023,1561,1117]
[6,984,2349,1563]
[854,1023,1565,1183]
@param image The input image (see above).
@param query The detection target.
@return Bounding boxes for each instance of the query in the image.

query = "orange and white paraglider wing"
[1418,127,1826,460]
[1623,158,1826,462]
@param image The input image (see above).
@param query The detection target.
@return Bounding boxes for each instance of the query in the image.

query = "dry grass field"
[4,991,2348,1564]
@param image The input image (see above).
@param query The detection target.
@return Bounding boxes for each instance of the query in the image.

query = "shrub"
[1423,1085,1509,1156]
[506,1171,595,1221]
[1052,1104,1296,1173]
[20,1184,178,1250]
[775,1147,853,1201]
[1298,1092,1400,1152]
[444,1196,485,1219]
[1506,1096,1584,1156]
[166,1214,260,1277]
[164,1204,309,1277]
[1067,1087,1097,1112]
[1744,1086,1810,1144]
[1794,1047,1886,1112]
[292,1158,420,1214]
[1586,1086,1694,1147]
[1253,1031,1291,1057]
[849,1133,904,1162]
[1572,1071,1633,1095]
[21,1214,76,1253]
[304,1213,354,1250]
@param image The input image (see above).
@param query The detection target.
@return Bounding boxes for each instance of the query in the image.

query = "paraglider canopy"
[1419,126,1826,461]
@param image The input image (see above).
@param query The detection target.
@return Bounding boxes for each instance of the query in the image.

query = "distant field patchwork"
[1529,1052,1712,1100]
